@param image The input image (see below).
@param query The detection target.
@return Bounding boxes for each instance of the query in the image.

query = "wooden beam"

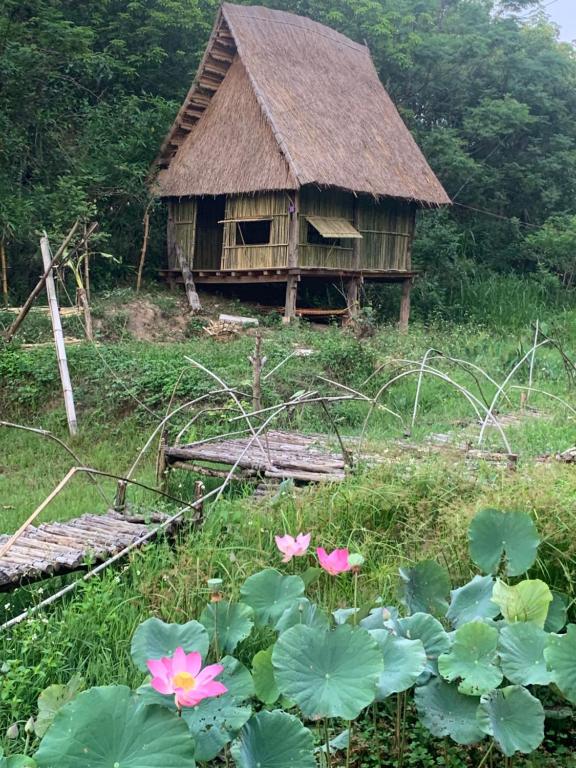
[399,278,412,332]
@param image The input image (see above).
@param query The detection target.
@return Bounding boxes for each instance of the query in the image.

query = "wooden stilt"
[283,191,300,324]
[41,235,78,436]
[176,244,201,312]
[283,275,298,322]
[399,278,412,332]
[346,277,361,319]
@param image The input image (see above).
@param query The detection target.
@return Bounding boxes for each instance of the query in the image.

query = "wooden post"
[40,235,78,436]
[77,286,93,341]
[250,332,266,413]
[136,208,150,293]
[176,244,201,312]
[284,191,300,323]
[0,239,8,306]
[399,278,412,333]
[83,222,91,302]
[114,479,127,512]
[346,277,361,319]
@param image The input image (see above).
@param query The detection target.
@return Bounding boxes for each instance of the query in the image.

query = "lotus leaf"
[131,618,209,672]
[200,602,254,654]
[240,569,304,627]
[498,623,552,686]
[438,621,502,696]
[231,711,316,768]
[415,678,484,745]
[34,685,196,768]
[476,685,545,756]
[272,623,382,719]
[399,560,450,616]
[544,623,576,704]
[446,575,499,628]
[370,630,427,699]
[468,509,540,577]
[492,579,552,628]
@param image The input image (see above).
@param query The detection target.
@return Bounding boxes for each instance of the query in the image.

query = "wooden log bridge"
[0,510,176,590]
[164,429,348,484]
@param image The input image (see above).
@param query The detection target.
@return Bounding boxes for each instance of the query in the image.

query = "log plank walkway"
[164,430,348,484]
[0,510,173,590]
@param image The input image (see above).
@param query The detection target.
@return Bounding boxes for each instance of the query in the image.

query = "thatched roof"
[156,3,450,205]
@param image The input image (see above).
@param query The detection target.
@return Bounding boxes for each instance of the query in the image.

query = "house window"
[306,222,345,248]
[235,219,272,245]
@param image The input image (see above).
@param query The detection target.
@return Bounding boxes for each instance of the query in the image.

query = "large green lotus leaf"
[231,711,316,768]
[35,674,85,738]
[468,509,540,577]
[477,685,545,756]
[240,569,304,627]
[414,678,485,745]
[446,575,499,628]
[370,630,427,699]
[397,613,451,675]
[275,598,330,633]
[498,623,552,686]
[492,579,552,628]
[137,656,252,763]
[545,592,568,633]
[360,606,399,631]
[544,623,576,704]
[131,617,209,672]
[252,646,280,705]
[34,685,196,768]
[438,621,502,696]
[200,602,254,654]
[7,758,37,768]
[399,560,450,617]
[272,624,382,719]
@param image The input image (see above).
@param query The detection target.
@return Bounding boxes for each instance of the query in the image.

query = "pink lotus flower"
[147,646,227,709]
[317,547,352,576]
[275,532,311,562]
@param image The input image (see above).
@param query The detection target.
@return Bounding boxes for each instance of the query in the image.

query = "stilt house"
[155,3,450,323]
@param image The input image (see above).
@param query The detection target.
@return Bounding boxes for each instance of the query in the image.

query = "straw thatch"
[156,3,449,205]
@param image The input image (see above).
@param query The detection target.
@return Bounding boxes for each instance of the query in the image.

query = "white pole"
[40,234,78,436]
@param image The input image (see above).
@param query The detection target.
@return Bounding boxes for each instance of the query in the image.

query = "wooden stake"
[5,220,79,342]
[399,278,412,333]
[41,234,78,436]
[346,277,361,319]
[83,222,91,302]
[136,208,150,294]
[250,332,266,413]
[0,238,8,306]
[77,286,93,341]
[283,275,298,322]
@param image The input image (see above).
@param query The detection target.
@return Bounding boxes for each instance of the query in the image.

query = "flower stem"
[476,742,494,768]
[352,570,359,625]
[323,718,332,768]
[345,721,353,768]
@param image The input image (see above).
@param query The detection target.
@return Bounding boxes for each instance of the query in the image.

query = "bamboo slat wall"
[222,192,289,269]
[171,199,197,268]
[358,199,415,271]
[298,188,354,268]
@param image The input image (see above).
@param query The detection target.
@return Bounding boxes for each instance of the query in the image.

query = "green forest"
[1,0,575,307]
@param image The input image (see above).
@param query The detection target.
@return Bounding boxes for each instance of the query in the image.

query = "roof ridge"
[222,3,303,185]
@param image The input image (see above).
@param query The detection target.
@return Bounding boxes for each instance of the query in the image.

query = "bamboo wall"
[357,198,415,271]
[168,191,415,273]
[170,199,197,269]
[299,189,414,271]
[222,192,290,269]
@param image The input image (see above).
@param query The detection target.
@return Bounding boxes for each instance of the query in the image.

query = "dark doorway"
[195,196,226,269]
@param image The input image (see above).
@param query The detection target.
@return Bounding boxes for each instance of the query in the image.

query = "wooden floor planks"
[0,510,172,590]
[164,429,348,483]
